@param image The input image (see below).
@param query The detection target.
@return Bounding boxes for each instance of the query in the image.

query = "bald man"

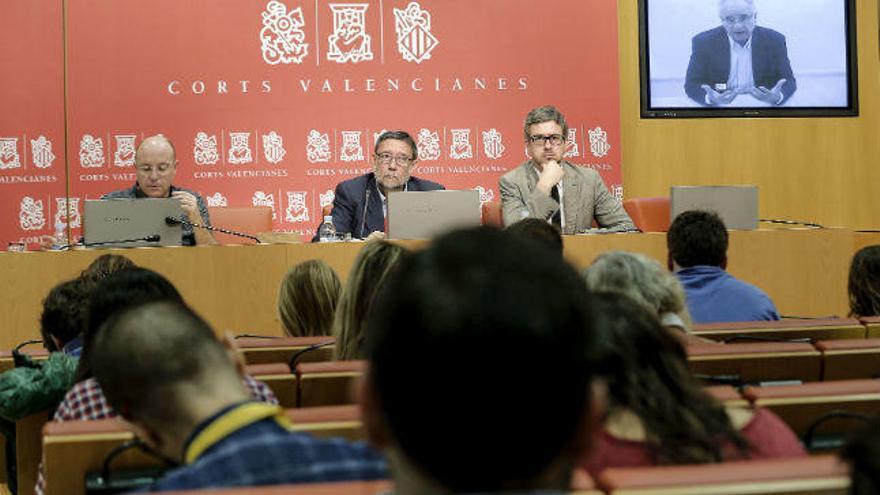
[102,135,216,246]
[684,0,796,106]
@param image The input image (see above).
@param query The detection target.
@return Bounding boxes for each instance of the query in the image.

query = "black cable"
[759,218,824,229]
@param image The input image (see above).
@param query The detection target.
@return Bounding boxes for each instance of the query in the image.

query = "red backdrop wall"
[2,0,621,245]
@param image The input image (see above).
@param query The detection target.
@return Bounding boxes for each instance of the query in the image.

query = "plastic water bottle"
[318,216,337,243]
[52,219,67,250]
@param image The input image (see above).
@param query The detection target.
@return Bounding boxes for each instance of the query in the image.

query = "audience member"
[668,210,779,323]
[78,253,136,288]
[0,278,87,494]
[334,241,405,360]
[584,251,693,335]
[582,292,804,477]
[360,227,599,493]
[505,217,564,257]
[848,245,880,317]
[841,416,880,495]
[277,260,341,337]
[92,300,387,491]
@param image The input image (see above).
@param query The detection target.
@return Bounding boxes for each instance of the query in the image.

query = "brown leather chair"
[860,316,880,338]
[285,405,364,442]
[244,363,298,408]
[42,419,157,495]
[295,361,366,408]
[742,379,880,440]
[598,455,848,495]
[816,338,880,381]
[692,318,867,343]
[16,410,51,495]
[687,342,822,385]
[481,200,503,227]
[622,196,670,232]
[206,206,273,245]
[236,336,335,366]
[157,481,394,495]
[704,385,749,407]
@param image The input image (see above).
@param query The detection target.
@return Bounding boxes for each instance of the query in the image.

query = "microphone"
[166,216,261,244]
[359,188,371,239]
[83,235,162,248]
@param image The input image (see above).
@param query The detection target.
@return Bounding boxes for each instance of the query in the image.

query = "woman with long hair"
[583,292,804,476]
[334,240,405,360]
[277,260,341,337]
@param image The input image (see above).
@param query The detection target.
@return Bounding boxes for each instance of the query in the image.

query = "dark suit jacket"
[313,173,445,241]
[684,26,796,105]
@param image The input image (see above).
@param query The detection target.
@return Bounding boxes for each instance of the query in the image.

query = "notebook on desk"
[386,190,481,240]
[83,198,184,248]
[670,185,759,230]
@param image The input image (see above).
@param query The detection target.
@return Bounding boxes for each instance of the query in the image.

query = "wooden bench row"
[38,408,850,495]
[688,338,880,385]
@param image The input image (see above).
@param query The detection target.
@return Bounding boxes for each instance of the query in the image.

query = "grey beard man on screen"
[684,0,796,106]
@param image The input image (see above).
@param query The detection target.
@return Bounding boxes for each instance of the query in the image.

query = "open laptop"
[83,198,184,248]
[387,190,482,240]
[670,185,759,230]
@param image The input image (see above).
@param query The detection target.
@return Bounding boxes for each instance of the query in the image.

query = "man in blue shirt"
[90,300,387,492]
[668,210,779,323]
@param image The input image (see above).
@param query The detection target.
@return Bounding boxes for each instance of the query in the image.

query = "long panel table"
[0,228,864,350]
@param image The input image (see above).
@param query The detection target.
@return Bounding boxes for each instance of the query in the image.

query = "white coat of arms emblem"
[260,1,309,65]
[393,2,438,64]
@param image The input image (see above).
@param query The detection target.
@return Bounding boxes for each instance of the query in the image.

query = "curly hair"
[590,292,749,464]
[849,245,880,317]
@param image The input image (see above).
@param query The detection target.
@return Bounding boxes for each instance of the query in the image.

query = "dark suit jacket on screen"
[313,173,444,241]
[684,26,796,105]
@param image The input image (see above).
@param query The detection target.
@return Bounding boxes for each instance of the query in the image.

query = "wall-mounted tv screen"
[639,0,858,118]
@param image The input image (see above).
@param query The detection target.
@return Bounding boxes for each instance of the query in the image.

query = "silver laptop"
[83,198,184,248]
[387,190,482,240]
[670,185,759,230]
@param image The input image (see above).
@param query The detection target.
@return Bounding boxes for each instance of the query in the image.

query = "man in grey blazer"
[499,106,634,234]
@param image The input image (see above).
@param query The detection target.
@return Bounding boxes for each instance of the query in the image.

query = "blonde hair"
[277,260,341,337]
[333,240,405,360]
[584,251,692,330]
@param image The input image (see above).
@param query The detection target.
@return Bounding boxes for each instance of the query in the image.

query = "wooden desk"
[0,229,857,350]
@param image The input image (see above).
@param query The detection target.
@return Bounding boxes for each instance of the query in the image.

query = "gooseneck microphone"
[165,216,262,244]
[359,188,371,239]
[82,234,161,248]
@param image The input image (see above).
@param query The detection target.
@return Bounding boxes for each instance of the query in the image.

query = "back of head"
[842,417,880,495]
[365,227,596,492]
[278,259,341,337]
[91,300,241,427]
[848,245,880,317]
[40,278,89,351]
[506,218,563,257]
[589,292,745,464]
[79,254,137,290]
[668,210,728,268]
[334,240,405,360]
[585,251,688,317]
[77,267,183,381]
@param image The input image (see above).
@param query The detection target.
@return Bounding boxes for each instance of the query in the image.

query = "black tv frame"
[638,0,859,118]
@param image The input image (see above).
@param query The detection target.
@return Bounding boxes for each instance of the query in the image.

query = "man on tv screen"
[684,0,796,106]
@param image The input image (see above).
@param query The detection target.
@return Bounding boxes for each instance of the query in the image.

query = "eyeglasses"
[527,134,565,146]
[722,14,755,24]
[135,163,174,175]
[376,153,414,166]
